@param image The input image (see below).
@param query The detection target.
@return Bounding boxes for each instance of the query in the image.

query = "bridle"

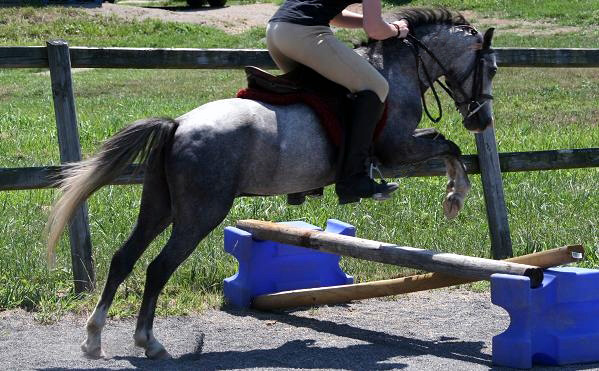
[405,30,495,123]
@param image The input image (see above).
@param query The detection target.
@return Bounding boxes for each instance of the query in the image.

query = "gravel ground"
[1,288,598,370]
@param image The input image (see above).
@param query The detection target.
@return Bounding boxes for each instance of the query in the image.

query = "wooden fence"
[1,41,598,292]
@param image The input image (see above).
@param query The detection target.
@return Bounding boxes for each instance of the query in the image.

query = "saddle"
[238,65,388,205]
[239,65,353,147]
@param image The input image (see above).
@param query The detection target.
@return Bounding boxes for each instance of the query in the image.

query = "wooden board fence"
[2,46,599,69]
[3,148,598,191]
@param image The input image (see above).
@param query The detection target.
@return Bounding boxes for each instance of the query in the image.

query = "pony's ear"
[482,28,495,49]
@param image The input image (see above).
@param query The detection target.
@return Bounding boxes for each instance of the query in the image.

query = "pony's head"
[447,27,497,133]
[395,8,497,132]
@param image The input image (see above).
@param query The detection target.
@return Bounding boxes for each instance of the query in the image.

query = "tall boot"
[335,90,398,204]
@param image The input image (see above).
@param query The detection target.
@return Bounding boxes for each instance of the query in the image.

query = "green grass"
[0,6,267,48]
[0,4,598,318]
[391,0,599,26]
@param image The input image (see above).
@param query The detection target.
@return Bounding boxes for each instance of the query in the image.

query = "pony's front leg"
[442,156,471,219]
[379,131,469,218]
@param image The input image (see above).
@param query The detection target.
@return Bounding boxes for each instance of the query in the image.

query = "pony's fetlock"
[86,309,106,333]
[133,330,149,348]
[81,307,107,358]
[134,330,170,359]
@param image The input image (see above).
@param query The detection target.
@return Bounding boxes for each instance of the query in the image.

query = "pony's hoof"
[81,341,106,359]
[146,347,172,360]
[443,193,463,219]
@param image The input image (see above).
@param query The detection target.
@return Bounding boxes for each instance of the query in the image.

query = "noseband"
[405,32,495,123]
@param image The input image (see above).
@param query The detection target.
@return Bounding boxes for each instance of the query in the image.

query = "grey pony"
[46,8,498,360]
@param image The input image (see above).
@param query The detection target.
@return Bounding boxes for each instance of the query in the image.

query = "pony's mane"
[355,7,470,48]
[393,7,469,28]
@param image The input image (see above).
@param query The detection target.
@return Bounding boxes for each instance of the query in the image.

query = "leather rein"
[405,32,495,123]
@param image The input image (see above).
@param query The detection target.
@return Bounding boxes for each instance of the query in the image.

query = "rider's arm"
[331,0,409,40]
[330,9,364,28]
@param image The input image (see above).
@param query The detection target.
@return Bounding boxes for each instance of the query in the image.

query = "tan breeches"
[266,21,389,102]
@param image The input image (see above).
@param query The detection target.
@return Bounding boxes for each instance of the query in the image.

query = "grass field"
[0,2,598,319]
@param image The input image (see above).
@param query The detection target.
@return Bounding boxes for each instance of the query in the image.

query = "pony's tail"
[45,117,178,266]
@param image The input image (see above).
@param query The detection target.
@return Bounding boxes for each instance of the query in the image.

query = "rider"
[266,0,409,204]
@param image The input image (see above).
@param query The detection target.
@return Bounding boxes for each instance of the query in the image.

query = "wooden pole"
[47,40,95,293]
[475,126,513,259]
[252,245,583,310]
[235,220,544,287]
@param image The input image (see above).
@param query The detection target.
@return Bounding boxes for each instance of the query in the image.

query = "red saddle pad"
[236,88,387,147]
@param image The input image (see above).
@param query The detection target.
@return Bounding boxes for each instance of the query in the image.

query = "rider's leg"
[266,22,397,203]
[267,22,389,101]
[335,90,398,204]
[265,22,299,73]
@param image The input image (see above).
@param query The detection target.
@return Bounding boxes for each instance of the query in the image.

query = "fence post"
[47,39,95,293]
[475,126,513,259]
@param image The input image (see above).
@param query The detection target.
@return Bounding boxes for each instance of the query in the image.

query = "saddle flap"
[245,66,302,94]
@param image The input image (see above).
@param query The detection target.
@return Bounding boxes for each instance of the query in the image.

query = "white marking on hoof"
[443,192,464,219]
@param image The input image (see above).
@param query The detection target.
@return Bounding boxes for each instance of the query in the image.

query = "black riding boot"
[335,90,398,205]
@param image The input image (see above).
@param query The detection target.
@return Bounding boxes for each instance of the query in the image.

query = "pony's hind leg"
[133,194,235,359]
[81,172,172,359]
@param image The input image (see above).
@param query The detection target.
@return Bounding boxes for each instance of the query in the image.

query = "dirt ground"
[85,3,584,35]
[85,2,279,33]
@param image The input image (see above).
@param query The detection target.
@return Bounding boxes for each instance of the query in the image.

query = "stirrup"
[370,163,399,202]
[336,171,399,205]
[337,180,398,204]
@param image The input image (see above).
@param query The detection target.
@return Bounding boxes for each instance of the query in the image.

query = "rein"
[405,33,494,123]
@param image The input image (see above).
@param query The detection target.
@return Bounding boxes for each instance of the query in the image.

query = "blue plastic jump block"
[491,267,599,369]
[223,219,355,308]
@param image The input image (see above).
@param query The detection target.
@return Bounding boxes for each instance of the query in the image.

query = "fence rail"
[2,46,599,69]
[2,148,598,191]
[1,43,598,292]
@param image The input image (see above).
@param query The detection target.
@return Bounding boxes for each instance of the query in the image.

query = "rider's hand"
[391,19,409,39]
